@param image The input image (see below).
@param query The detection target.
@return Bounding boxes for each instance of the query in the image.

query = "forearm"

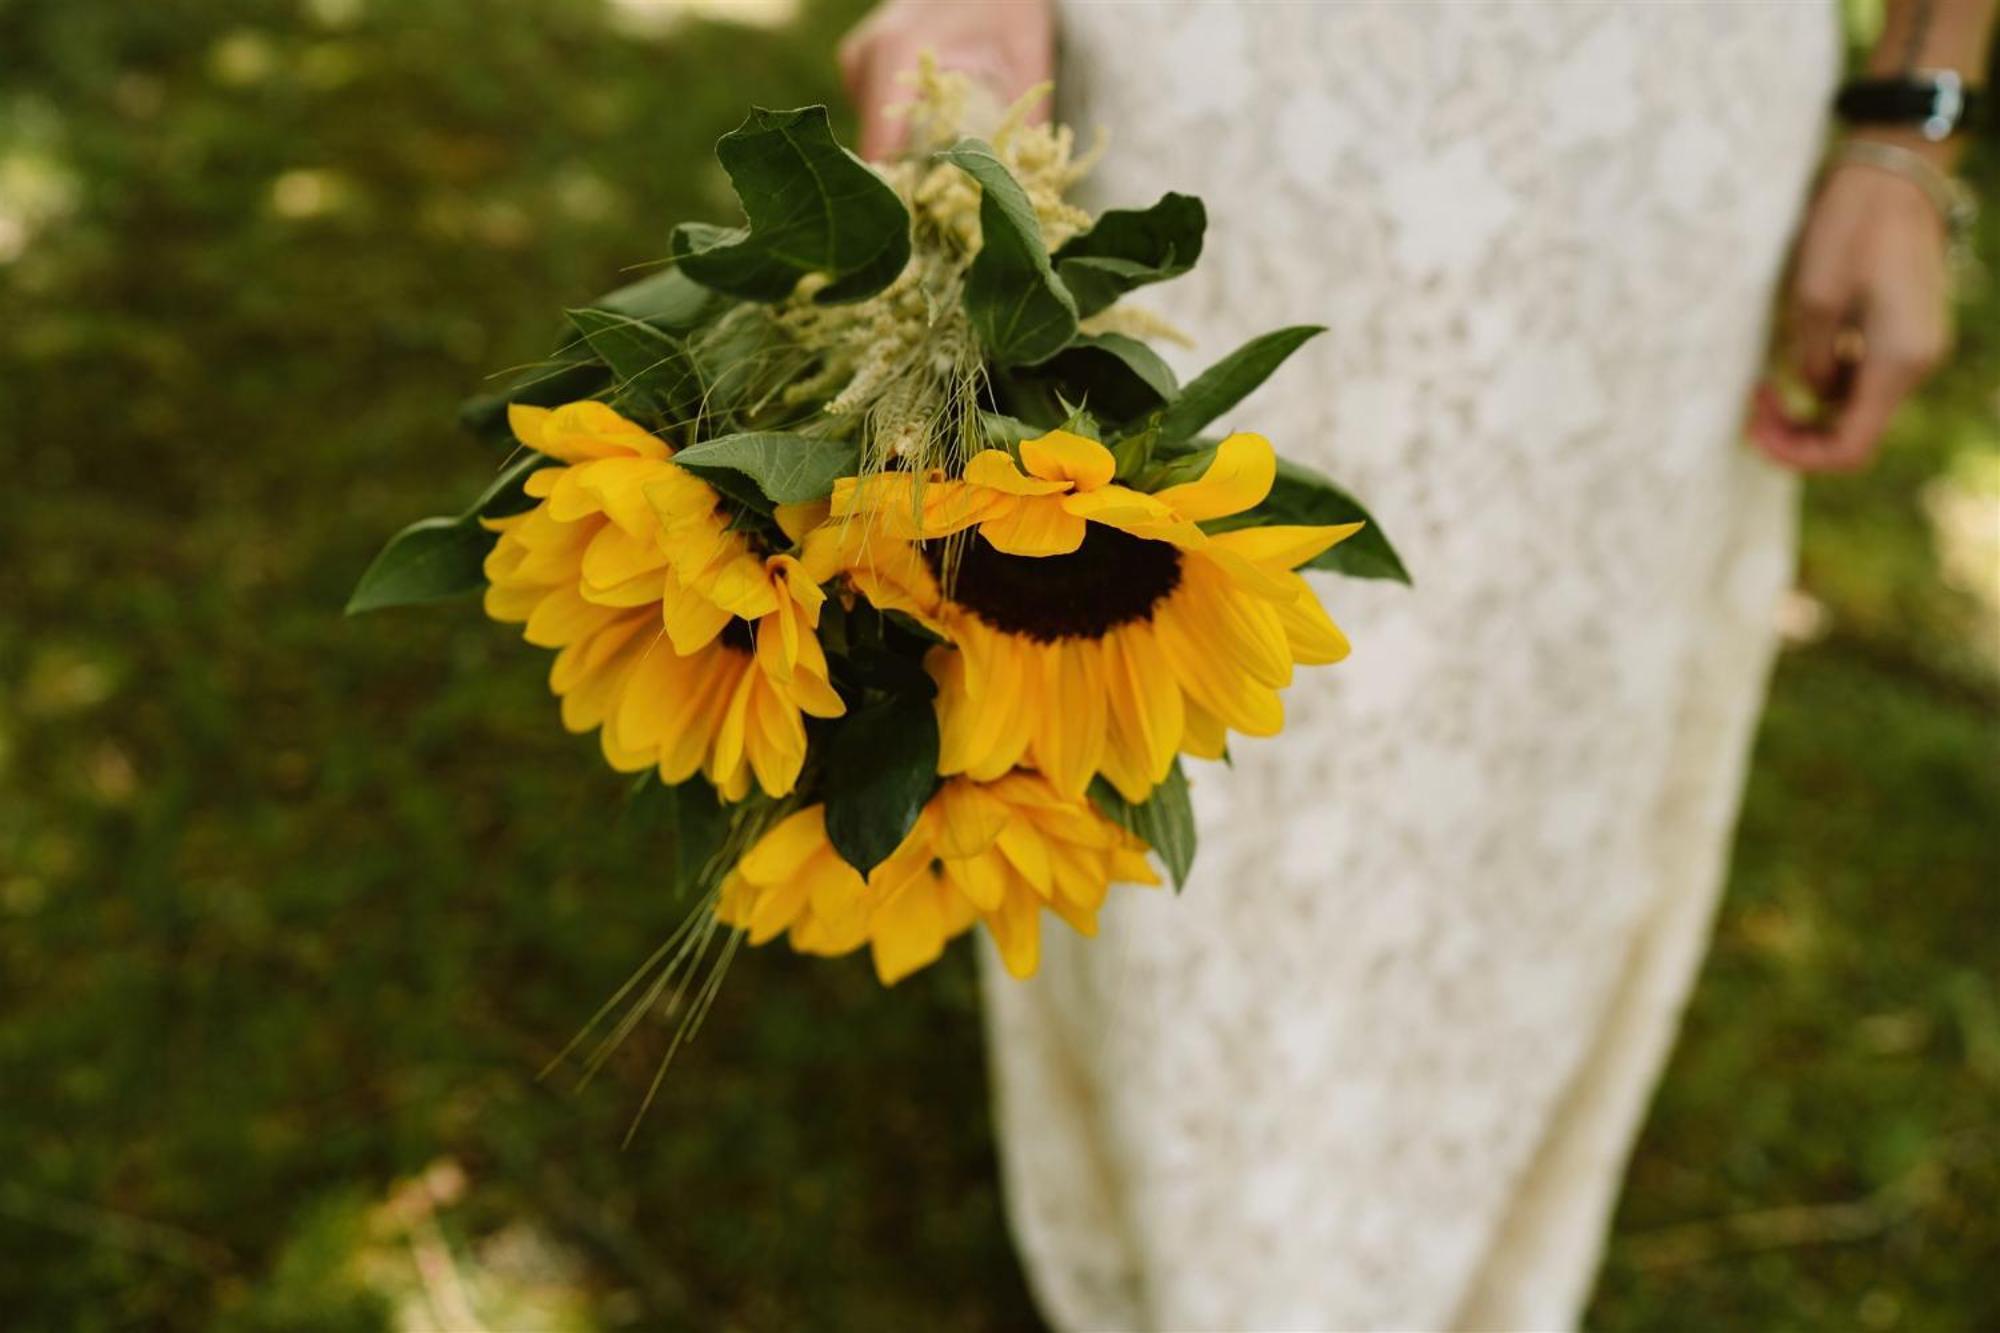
[1859,0,1997,167]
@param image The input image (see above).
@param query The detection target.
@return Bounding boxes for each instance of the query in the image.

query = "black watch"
[1835,71,1983,141]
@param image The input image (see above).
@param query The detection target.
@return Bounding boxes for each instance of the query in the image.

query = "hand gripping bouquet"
[353,68,1407,1018]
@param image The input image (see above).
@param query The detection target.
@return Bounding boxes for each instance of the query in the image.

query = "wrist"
[1823,137,1978,249]
[1839,123,1966,173]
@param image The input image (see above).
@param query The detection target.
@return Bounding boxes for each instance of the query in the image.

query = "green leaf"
[823,689,941,877]
[347,452,553,614]
[466,448,554,519]
[1025,331,1178,427]
[624,774,733,897]
[1204,456,1412,584]
[565,308,701,419]
[979,411,1039,448]
[598,266,731,331]
[1052,192,1206,318]
[345,518,492,615]
[937,139,1078,366]
[669,106,911,305]
[687,306,797,421]
[1154,325,1325,444]
[669,431,860,505]
[1089,761,1197,891]
[1109,422,1157,481]
[460,265,728,445]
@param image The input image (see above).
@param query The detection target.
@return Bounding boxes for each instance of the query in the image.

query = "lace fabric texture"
[979,4,1840,1329]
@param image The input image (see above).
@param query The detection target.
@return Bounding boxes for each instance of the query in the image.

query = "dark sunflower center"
[926,525,1183,643]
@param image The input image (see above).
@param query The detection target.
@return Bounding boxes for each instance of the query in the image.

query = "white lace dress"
[979,4,1840,1329]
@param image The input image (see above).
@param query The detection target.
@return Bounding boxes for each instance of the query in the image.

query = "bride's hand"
[838,0,1055,161]
[1749,141,1955,474]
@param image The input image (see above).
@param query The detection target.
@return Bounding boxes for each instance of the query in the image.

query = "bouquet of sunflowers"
[351,69,1405,1009]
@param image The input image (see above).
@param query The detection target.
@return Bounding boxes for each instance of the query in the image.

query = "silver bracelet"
[1827,138,1978,241]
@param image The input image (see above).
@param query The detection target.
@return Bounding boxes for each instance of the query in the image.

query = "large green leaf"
[823,688,940,877]
[937,140,1078,366]
[669,431,859,505]
[346,452,551,614]
[565,307,700,419]
[1052,192,1206,318]
[1203,455,1412,584]
[669,106,911,305]
[344,518,493,616]
[1022,332,1178,427]
[687,307,799,422]
[1089,761,1197,891]
[459,269,726,444]
[1154,325,1325,444]
[598,266,731,330]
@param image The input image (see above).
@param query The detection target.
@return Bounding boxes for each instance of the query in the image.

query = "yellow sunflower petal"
[1111,840,1164,887]
[538,400,667,463]
[1060,485,1207,548]
[506,403,553,452]
[525,584,624,649]
[1108,622,1185,788]
[658,573,730,654]
[1152,599,1285,736]
[931,779,1011,859]
[774,499,831,545]
[1029,639,1109,797]
[1207,521,1365,571]
[932,638,1035,780]
[869,869,949,985]
[580,521,668,597]
[949,847,1013,914]
[982,888,1043,979]
[707,662,759,793]
[1175,561,1296,689]
[658,652,742,783]
[1270,572,1352,665]
[978,496,1088,557]
[802,846,869,930]
[1152,432,1276,522]
[995,817,1055,897]
[964,448,1073,496]
[522,466,563,499]
[746,672,807,797]
[740,807,829,882]
[746,874,810,946]
[1019,430,1115,491]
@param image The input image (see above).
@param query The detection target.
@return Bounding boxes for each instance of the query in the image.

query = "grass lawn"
[2,1,1994,1328]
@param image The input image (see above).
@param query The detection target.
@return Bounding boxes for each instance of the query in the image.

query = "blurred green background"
[1,1,1994,1329]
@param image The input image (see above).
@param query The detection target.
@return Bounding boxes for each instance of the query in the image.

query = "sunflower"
[481,401,842,799]
[820,429,1357,801]
[716,771,1159,984]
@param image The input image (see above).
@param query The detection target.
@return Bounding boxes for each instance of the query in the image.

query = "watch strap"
[1835,71,1983,141]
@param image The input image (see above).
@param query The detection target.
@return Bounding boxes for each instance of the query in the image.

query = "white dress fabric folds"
[979,4,1840,1329]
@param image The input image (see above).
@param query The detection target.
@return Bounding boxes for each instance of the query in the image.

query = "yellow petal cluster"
[716,773,1159,985]
[822,429,1357,800]
[481,401,842,799]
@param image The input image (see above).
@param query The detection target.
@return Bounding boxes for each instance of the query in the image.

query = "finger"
[1816,351,1913,471]
[837,31,868,107]
[1824,296,1942,467]
[857,47,914,161]
[1787,254,1852,394]
[1747,382,1843,471]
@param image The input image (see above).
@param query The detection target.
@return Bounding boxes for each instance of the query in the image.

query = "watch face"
[1922,71,1964,142]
